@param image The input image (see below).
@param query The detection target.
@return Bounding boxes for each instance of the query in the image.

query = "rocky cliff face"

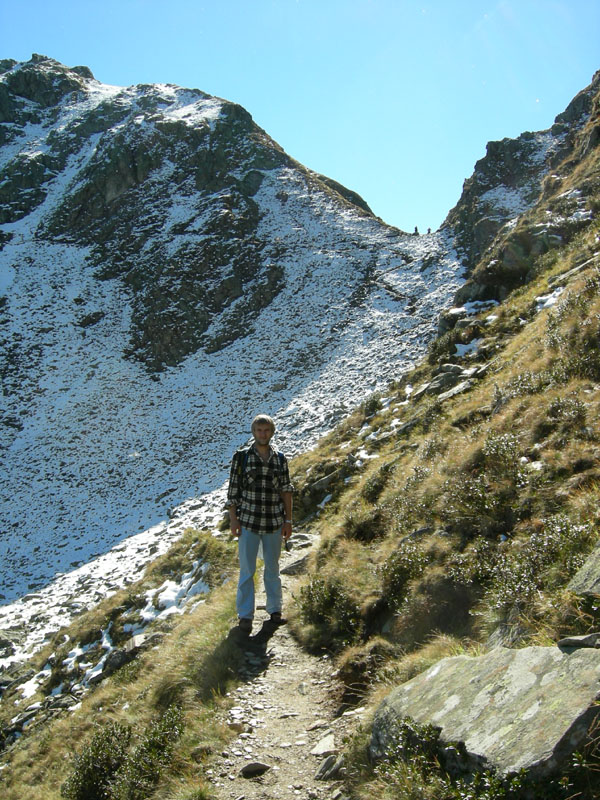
[0,56,464,601]
[444,70,600,295]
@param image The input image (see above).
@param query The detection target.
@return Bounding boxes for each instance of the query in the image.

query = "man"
[226,414,293,634]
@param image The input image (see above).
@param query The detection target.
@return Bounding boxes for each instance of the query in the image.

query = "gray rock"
[438,308,468,336]
[433,362,465,375]
[370,646,600,780]
[315,754,337,780]
[567,541,600,596]
[437,379,473,402]
[240,761,271,777]
[311,733,336,757]
[281,556,308,575]
[315,754,344,780]
[427,371,463,392]
[103,648,129,675]
[557,633,600,649]
[49,694,80,709]
[0,636,15,658]
[310,471,341,493]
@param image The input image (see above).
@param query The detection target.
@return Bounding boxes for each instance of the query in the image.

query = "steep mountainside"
[0,56,464,602]
[0,56,597,622]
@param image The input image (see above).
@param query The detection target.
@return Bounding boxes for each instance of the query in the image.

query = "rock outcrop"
[370,645,600,781]
[568,540,600,596]
[444,70,600,304]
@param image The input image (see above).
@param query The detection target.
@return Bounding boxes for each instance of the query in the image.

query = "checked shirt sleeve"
[279,455,294,494]
[226,452,242,509]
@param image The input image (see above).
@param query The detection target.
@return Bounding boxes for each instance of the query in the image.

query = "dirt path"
[207,536,365,800]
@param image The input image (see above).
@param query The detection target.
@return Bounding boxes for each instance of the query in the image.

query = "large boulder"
[370,646,600,780]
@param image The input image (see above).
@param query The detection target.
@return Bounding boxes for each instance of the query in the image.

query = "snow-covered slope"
[0,57,465,618]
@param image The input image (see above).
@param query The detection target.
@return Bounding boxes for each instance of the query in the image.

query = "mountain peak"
[1,54,95,109]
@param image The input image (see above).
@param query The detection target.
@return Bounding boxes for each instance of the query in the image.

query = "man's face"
[253,423,274,446]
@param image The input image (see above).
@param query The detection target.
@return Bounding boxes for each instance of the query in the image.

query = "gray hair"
[251,414,276,434]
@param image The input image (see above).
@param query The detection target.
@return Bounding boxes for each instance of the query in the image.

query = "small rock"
[240,761,271,778]
[311,733,336,757]
[557,633,600,649]
[314,754,337,780]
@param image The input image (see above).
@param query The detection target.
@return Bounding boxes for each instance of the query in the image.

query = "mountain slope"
[0,56,464,603]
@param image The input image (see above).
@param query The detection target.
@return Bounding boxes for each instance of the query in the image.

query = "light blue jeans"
[237,527,283,620]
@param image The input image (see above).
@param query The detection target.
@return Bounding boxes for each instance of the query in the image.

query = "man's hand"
[282,521,292,540]
[229,508,241,537]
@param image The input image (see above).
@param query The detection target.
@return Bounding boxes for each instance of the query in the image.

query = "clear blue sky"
[2,0,598,232]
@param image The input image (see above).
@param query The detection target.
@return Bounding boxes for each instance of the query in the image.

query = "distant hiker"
[226,414,293,635]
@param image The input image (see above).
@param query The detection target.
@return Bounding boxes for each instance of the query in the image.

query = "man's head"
[251,414,276,436]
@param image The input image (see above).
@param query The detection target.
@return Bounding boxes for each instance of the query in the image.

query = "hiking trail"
[207,533,366,800]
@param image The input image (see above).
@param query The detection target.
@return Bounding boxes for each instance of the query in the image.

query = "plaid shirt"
[227,445,293,534]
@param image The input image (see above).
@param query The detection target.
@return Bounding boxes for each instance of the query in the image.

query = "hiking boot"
[269,612,287,626]
[238,618,253,634]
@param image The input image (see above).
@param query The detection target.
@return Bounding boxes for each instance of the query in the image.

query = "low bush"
[362,393,383,417]
[440,474,517,539]
[110,705,183,800]
[298,575,361,648]
[344,503,388,542]
[484,515,596,614]
[61,722,132,800]
[380,541,429,610]
[362,461,395,503]
[366,715,579,799]
[61,705,183,800]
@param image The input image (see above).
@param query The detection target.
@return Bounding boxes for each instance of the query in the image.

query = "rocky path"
[206,539,366,800]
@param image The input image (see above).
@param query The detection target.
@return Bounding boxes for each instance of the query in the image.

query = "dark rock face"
[444,70,600,289]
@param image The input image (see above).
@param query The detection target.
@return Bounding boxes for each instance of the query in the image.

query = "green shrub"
[427,330,461,364]
[362,393,382,417]
[61,722,132,800]
[504,369,556,399]
[362,462,395,503]
[371,716,577,799]
[441,474,517,539]
[380,541,429,610]
[61,706,183,800]
[299,576,361,647]
[534,394,589,440]
[419,434,447,461]
[481,433,523,481]
[110,705,183,800]
[344,504,387,541]
[485,515,595,612]
[449,536,500,587]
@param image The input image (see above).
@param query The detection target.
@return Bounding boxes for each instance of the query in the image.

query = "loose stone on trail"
[240,761,271,778]
[310,733,336,757]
